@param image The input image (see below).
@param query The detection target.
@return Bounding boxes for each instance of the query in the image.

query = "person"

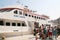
[52,26,57,40]
[41,24,46,40]
[46,26,50,40]
[46,26,49,37]
[34,28,39,36]
[34,22,39,36]
[48,26,53,40]
[39,26,42,38]
[57,27,60,36]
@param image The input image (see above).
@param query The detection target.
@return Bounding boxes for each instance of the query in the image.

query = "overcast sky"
[0,0,60,20]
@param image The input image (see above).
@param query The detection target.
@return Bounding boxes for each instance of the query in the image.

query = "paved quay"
[0,35,60,40]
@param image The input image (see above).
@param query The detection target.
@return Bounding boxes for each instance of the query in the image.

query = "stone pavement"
[4,35,35,40]
[0,35,60,40]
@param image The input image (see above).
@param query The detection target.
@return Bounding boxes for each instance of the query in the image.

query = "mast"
[16,0,20,5]
[16,0,23,6]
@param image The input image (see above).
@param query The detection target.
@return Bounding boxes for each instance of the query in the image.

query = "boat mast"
[16,0,20,5]
[16,0,23,5]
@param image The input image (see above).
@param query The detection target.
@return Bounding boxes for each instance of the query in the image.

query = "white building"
[0,5,49,40]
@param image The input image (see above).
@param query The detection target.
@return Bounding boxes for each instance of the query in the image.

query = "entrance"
[34,22,39,28]
[28,21,34,34]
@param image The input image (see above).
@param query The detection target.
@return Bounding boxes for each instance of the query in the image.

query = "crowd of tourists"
[33,24,58,40]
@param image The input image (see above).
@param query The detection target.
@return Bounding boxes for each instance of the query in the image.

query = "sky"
[0,0,60,20]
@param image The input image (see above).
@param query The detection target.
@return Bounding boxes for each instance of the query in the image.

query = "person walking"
[52,26,57,40]
[41,24,46,40]
[39,26,42,39]
[48,26,53,40]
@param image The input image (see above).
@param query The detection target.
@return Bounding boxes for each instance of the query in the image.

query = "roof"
[0,8,22,10]
[41,15,49,19]
[0,8,49,19]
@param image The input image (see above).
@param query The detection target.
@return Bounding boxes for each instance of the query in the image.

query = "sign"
[14,15,25,18]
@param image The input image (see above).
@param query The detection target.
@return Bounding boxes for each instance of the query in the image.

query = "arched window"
[29,15,31,17]
[14,10,18,14]
[25,14,28,16]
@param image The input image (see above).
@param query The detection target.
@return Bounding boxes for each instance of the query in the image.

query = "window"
[17,23,21,26]
[0,21,4,25]
[19,11,22,15]
[37,17,38,19]
[12,23,16,26]
[14,10,18,14]
[6,22,10,26]
[42,18,46,20]
[41,18,45,20]
[34,16,36,18]
[22,22,26,26]
[39,17,40,19]
[32,15,33,17]
[29,15,31,17]
[25,14,27,16]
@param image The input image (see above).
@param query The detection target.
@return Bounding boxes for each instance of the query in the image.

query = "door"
[28,21,34,34]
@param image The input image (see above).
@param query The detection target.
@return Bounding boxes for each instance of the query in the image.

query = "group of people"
[33,24,57,40]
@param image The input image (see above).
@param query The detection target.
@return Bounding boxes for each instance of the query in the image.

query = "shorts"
[48,32,52,36]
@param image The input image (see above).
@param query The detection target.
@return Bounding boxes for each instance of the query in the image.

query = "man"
[53,26,57,40]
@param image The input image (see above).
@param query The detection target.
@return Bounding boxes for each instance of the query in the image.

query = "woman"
[48,27,53,40]
[41,24,46,40]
